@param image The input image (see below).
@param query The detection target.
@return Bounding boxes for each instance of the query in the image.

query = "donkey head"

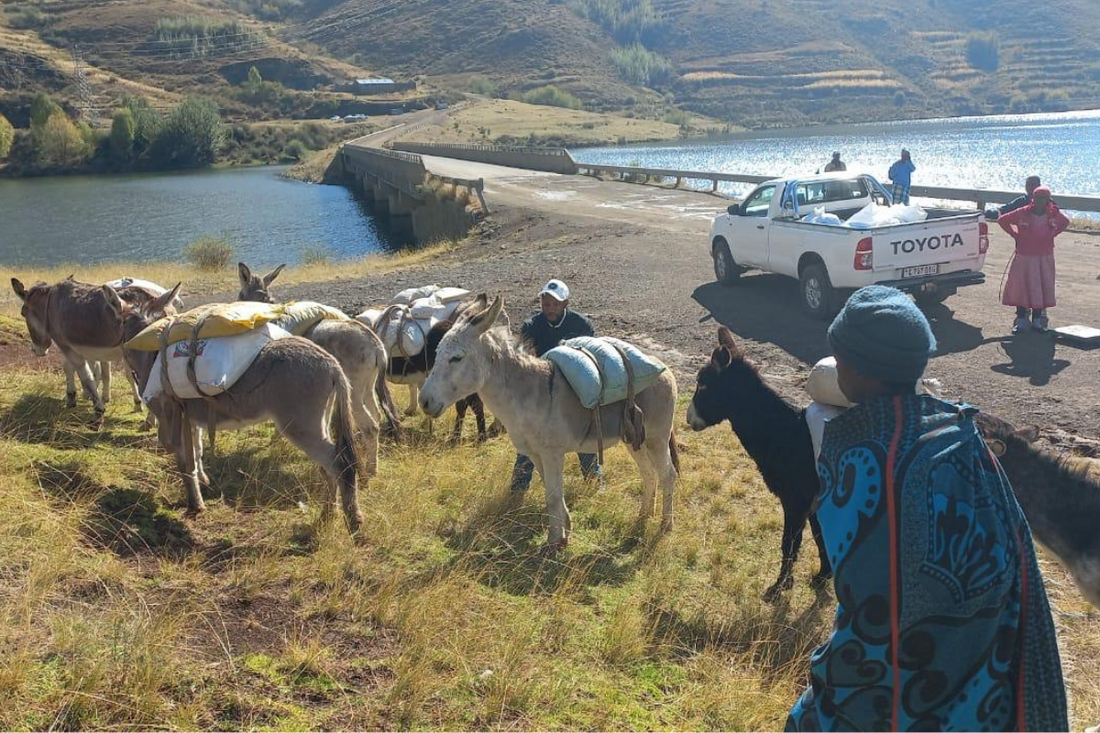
[237,262,286,303]
[11,278,53,356]
[419,294,500,418]
[120,283,183,394]
[974,411,1041,460]
[687,326,753,431]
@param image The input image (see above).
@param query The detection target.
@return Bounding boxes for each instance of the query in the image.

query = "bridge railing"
[575,162,1100,213]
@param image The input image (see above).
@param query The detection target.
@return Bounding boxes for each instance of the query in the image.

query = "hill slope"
[3,0,1100,129]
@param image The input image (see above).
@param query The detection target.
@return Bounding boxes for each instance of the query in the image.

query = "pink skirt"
[1002,253,1056,309]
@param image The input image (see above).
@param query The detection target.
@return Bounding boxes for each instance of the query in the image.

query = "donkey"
[686,327,831,602]
[237,262,397,451]
[420,295,680,549]
[976,412,1100,609]
[122,285,365,532]
[11,277,177,423]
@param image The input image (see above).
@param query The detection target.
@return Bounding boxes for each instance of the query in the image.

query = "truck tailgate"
[871,216,982,276]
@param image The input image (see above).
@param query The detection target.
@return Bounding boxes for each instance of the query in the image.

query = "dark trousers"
[1016,307,1046,318]
[511,453,600,492]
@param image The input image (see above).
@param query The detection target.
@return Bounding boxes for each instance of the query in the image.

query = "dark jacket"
[521,309,595,357]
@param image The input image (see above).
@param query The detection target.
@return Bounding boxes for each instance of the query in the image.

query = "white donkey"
[419,295,680,550]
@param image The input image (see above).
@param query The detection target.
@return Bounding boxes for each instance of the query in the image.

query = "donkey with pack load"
[122,286,366,533]
[420,295,679,550]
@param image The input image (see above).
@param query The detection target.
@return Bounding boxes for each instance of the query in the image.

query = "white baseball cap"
[539,279,570,302]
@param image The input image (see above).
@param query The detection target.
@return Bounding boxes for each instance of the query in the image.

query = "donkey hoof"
[541,538,568,556]
[89,410,106,429]
[660,517,675,533]
[763,578,793,603]
[810,571,833,588]
[66,393,77,408]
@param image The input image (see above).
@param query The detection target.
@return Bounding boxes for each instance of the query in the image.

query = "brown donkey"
[11,277,176,423]
[122,286,365,533]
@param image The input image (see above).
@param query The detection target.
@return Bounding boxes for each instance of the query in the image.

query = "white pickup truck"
[708,173,989,318]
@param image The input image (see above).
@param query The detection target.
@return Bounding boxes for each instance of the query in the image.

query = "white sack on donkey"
[545,336,667,409]
[142,323,290,402]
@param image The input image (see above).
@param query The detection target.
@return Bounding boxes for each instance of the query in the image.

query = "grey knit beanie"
[827,286,936,383]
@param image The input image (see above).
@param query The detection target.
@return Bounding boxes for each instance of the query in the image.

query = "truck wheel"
[713,240,741,286]
[914,287,957,308]
[799,263,836,320]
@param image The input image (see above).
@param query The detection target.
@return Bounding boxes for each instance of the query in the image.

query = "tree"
[123,95,161,157]
[247,65,263,87]
[0,114,13,160]
[30,93,60,129]
[110,108,136,162]
[151,96,225,168]
[35,110,90,169]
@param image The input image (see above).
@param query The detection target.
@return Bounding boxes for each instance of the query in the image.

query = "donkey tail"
[354,318,402,438]
[332,371,363,534]
[668,429,681,474]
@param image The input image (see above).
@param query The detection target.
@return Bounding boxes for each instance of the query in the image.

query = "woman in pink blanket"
[997,186,1069,334]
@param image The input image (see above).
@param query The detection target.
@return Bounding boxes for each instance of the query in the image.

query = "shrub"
[467,75,498,97]
[966,32,999,73]
[612,43,674,86]
[30,93,60,129]
[151,96,226,168]
[299,245,330,265]
[893,90,907,107]
[110,109,136,162]
[34,111,91,169]
[284,138,307,160]
[0,114,13,161]
[123,95,161,157]
[519,86,583,110]
[6,5,49,29]
[183,235,233,271]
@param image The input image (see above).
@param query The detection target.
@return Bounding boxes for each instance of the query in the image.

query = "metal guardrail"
[434,175,489,213]
[575,162,1100,212]
[393,142,572,156]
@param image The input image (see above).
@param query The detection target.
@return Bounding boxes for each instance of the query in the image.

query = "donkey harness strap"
[609,342,646,451]
[570,346,606,466]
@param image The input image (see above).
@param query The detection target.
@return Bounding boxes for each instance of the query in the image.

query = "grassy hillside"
[0,315,1097,729]
[5,0,1100,136]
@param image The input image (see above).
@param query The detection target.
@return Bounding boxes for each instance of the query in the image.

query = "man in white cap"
[511,279,599,492]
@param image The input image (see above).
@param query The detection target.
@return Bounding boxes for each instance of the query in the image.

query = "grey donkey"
[122,285,366,533]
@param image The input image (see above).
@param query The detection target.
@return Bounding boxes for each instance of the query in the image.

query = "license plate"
[901,263,940,278]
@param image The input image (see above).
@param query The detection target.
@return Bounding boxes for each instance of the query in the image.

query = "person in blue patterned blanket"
[786,285,1067,732]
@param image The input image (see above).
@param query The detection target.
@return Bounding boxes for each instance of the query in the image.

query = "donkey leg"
[651,441,678,533]
[472,396,488,443]
[179,418,205,515]
[405,384,420,416]
[537,453,570,549]
[808,512,832,584]
[764,507,804,602]
[63,360,77,407]
[63,351,105,418]
[124,365,144,413]
[194,426,212,490]
[100,361,112,405]
[630,449,659,520]
[450,398,468,445]
[280,419,361,534]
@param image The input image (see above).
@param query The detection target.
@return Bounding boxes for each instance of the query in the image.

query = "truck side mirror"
[727,203,740,216]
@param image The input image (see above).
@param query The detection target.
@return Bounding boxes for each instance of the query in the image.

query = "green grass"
[0,330,1096,729]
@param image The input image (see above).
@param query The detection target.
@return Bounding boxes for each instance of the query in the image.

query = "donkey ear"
[11,278,26,301]
[102,284,124,319]
[149,283,182,314]
[710,346,732,369]
[986,438,1007,458]
[472,292,489,310]
[263,264,286,287]
[468,295,504,335]
[717,326,741,357]
[1013,425,1041,444]
[238,262,252,286]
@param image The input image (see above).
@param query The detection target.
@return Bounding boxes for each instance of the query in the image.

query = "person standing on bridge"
[510,279,600,492]
[998,186,1069,334]
[888,149,916,205]
[786,285,1068,732]
[824,151,846,172]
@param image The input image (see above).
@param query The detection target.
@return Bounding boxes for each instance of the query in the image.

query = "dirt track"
[246,161,1100,445]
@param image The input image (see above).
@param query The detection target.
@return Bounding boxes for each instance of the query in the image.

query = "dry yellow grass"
[0,242,456,317]
[0,319,1096,729]
[405,99,726,147]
